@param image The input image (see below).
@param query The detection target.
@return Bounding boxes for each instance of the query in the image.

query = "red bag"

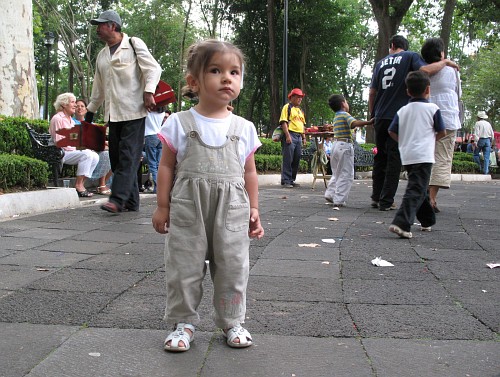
[154,80,177,107]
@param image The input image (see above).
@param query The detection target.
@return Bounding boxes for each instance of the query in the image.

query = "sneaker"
[389,224,413,239]
[420,226,432,232]
[292,182,301,187]
[371,201,379,208]
[379,202,397,211]
[325,196,333,203]
[332,203,344,210]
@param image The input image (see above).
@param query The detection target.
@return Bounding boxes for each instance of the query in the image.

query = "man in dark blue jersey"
[368,35,458,211]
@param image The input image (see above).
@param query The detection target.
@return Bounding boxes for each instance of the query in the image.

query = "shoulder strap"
[176,110,197,135]
[287,103,293,121]
[129,37,136,56]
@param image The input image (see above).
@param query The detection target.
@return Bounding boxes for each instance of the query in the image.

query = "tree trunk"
[177,0,193,112]
[440,0,457,57]
[267,0,279,136]
[369,0,414,63]
[0,0,39,118]
[366,0,414,142]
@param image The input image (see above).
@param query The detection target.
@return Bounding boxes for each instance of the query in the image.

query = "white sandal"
[223,325,253,348]
[164,323,194,352]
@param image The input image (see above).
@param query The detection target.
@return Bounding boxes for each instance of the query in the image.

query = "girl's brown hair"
[181,39,245,99]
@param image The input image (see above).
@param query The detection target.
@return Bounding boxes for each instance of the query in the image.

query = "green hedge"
[0,116,49,157]
[0,154,48,191]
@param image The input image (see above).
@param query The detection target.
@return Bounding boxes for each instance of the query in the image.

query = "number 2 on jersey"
[382,67,396,89]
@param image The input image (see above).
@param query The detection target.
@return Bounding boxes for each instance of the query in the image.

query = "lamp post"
[282,0,288,105]
[43,32,55,121]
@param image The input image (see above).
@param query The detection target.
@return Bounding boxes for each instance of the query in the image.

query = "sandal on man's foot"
[223,325,253,348]
[164,323,194,352]
[100,202,122,213]
[76,189,93,198]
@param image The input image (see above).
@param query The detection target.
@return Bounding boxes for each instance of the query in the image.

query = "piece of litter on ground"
[360,234,372,237]
[482,290,487,293]
[375,221,383,224]
[321,261,330,265]
[486,263,500,269]
[36,268,49,272]
[321,238,336,244]
[298,243,320,248]
[328,217,339,221]
[332,207,340,211]
[314,227,327,230]
[88,352,101,357]
[371,257,394,267]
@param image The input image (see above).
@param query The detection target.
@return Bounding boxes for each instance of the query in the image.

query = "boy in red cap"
[279,88,306,188]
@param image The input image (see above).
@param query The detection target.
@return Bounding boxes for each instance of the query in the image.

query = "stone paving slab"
[0,290,115,325]
[343,279,454,305]
[348,304,495,340]
[0,322,79,377]
[0,250,93,268]
[427,260,500,281]
[341,260,438,280]
[0,265,58,290]
[38,239,123,254]
[1,237,55,251]
[202,335,373,377]
[25,268,146,293]
[248,275,342,302]
[72,251,164,272]
[248,301,357,337]
[71,229,143,243]
[24,328,212,377]
[363,338,500,377]
[414,246,492,262]
[3,228,85,240]
[251,258,339,279]
[259,244,340,261]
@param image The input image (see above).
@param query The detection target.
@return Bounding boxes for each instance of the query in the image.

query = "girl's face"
[189,52,242,108]
[75,101,86,116]
[63,98,77,116]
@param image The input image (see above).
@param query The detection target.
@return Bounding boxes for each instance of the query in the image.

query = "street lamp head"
[44,32,55,48]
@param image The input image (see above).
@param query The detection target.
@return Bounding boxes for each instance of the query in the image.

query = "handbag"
[455,70,465,125]
[272,126,284,142]
[272,103,294,142]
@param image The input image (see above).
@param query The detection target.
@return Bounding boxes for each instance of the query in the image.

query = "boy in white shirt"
[388,71,446,239]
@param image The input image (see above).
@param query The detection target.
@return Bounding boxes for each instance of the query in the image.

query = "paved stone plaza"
[0,179,499,377]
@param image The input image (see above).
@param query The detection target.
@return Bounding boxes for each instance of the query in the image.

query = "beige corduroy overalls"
[164,111,250,329]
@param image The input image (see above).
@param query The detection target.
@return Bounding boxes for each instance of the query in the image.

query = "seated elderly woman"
[74,99,113,195]
[49,93,99,197]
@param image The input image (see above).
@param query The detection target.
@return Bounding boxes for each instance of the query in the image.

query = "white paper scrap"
[89,352,101,357]
[371,257,394,267]
[321,239,336,244]
[328,217,339,221]
[298,243,320,248]
[486,263,500,269]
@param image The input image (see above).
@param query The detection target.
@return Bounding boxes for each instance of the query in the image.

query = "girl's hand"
[248,208,264,239]
[152,206,170,234]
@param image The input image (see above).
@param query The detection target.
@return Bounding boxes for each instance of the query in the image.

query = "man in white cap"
[473,111,494,174]
[85,10,162,213]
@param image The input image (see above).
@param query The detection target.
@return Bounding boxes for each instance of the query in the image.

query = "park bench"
[353,141,374,170]
[25,123,64,187]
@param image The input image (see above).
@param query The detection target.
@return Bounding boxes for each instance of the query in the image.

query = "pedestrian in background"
[144,108,165,193]
[279,88,306,188]
[473,111,494,174]
[85,10,162,213]
[324,94,373,209]
[388,71,446,239]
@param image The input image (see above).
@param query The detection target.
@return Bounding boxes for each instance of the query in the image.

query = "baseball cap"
[90,10,122,26]
[288,88,305,99]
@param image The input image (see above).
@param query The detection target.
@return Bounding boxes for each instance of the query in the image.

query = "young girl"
[152,40,264,352]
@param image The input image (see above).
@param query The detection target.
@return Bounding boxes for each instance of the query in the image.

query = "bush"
[0,115,49,157]
[0,154,48,191]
